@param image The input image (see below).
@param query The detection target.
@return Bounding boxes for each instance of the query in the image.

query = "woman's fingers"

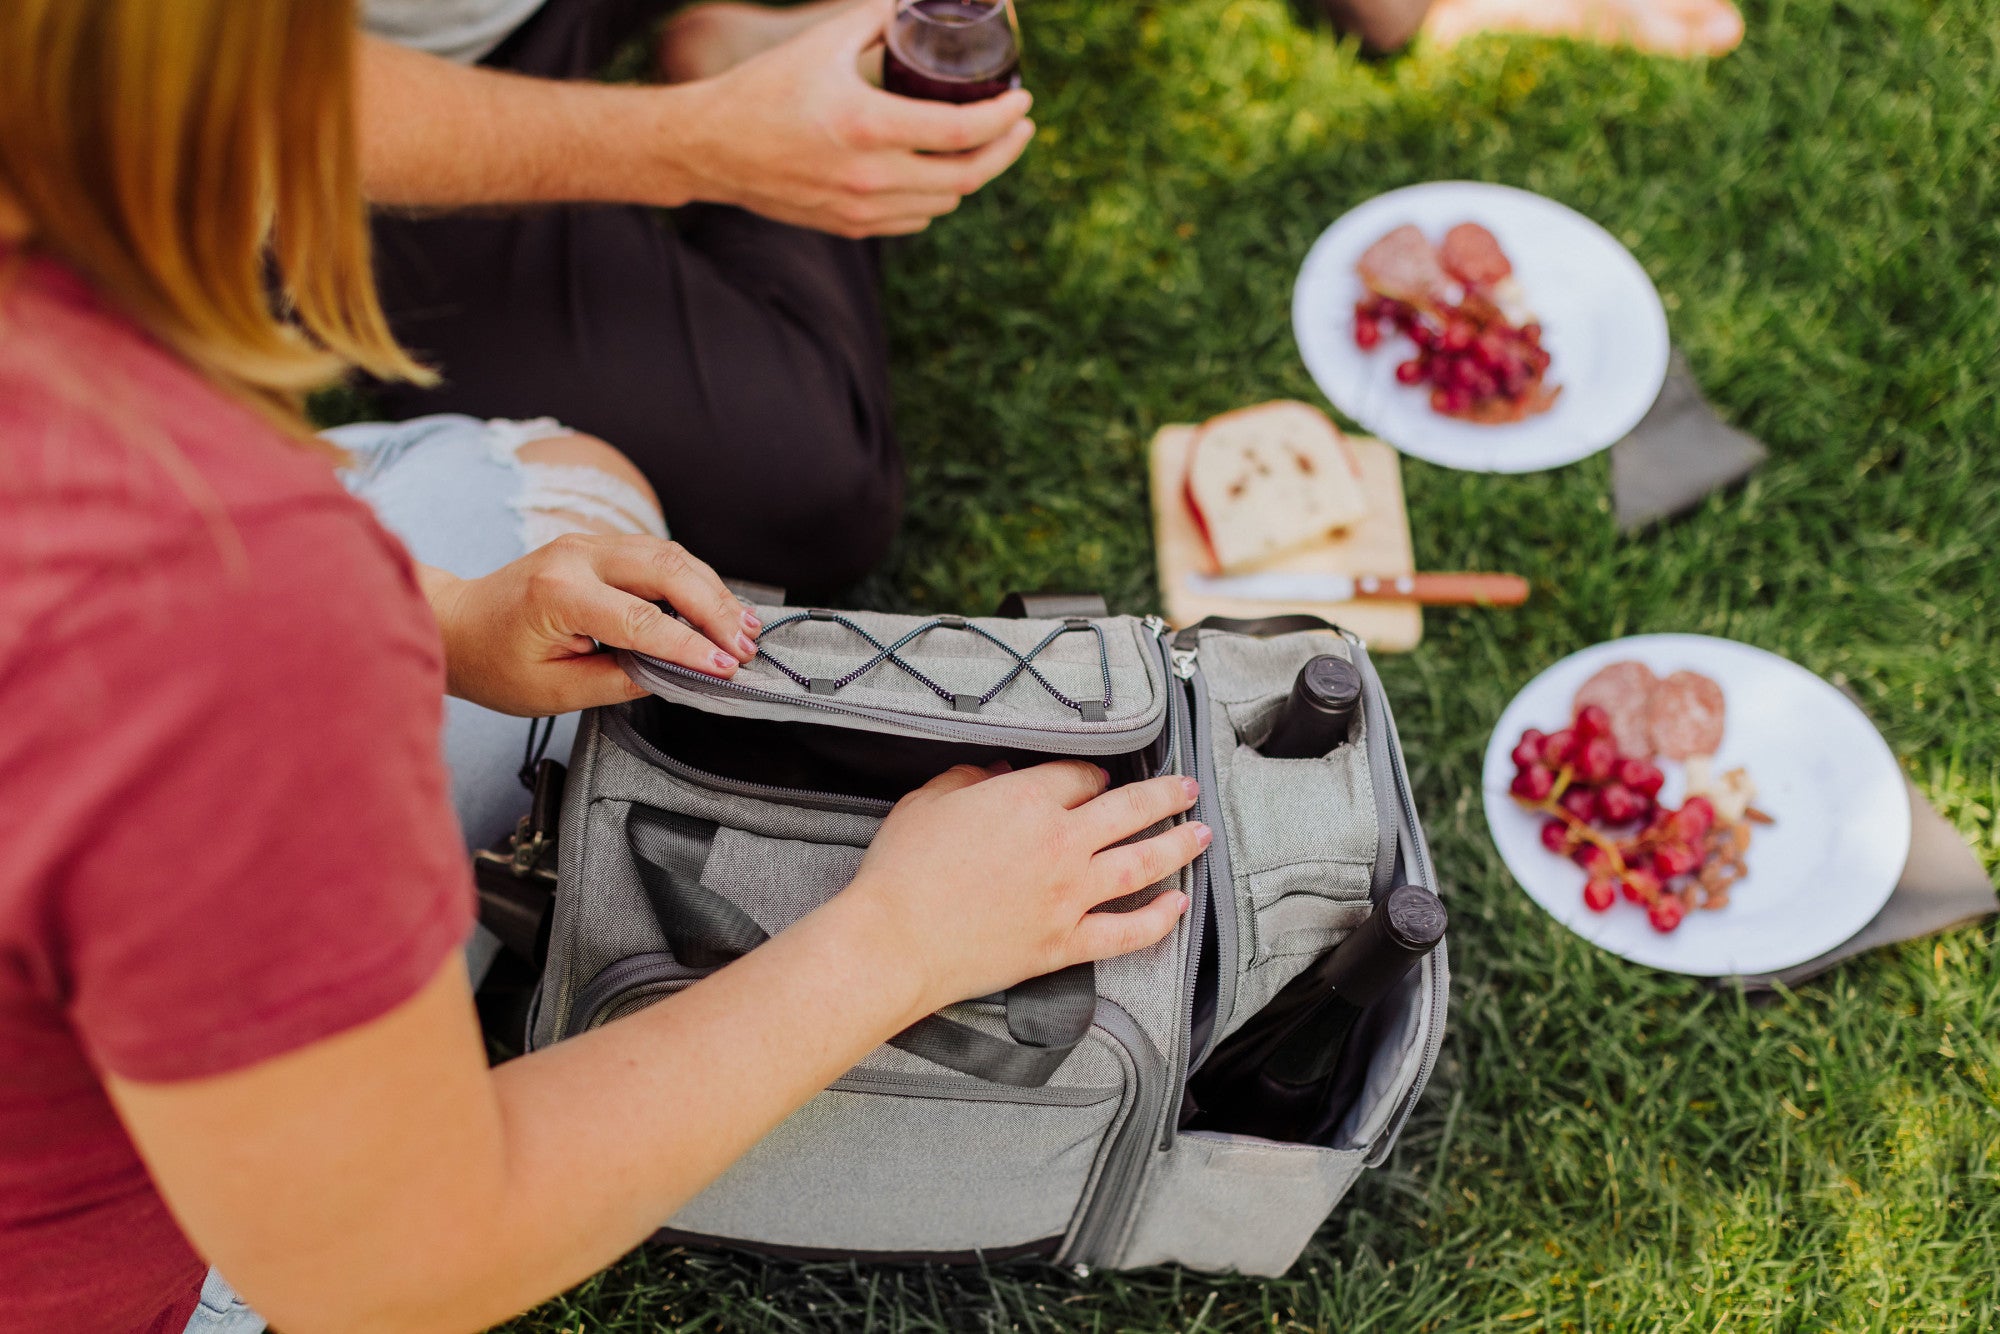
[913,762,1003,800]
[580,535,756,662]
[1087,821,1210,905]
[539,653,653,715]
[1006,759,1111,810]
[1065,890,1189,964]
[1075,774,1201,848]
[556,579,745,679]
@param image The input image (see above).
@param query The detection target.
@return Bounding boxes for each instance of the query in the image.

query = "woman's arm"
[107,761,1205,1334]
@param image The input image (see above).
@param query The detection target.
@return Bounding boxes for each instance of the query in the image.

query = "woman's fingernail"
[734,633,758,660]
[1173,891,1190,913]
[742,607,762,632]
[1180,776,1201,801]
[710,650,737,675]
[1193,823,1213,848]
[1097,765,1112,783]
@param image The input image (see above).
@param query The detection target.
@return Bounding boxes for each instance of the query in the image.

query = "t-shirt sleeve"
[37,497,474,1083]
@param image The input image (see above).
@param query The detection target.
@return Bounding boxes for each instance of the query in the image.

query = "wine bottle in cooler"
[1260,655,1362,759]
[1187,883,1446,1143]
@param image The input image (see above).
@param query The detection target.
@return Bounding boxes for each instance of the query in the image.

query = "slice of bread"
[1184,401,1371,573]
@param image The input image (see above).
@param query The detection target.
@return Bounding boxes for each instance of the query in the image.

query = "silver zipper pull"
[1170,647,1197,680]
[1142,614,1169,638]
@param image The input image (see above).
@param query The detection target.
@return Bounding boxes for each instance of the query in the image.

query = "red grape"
[1617,758,1665,797]
[1646,896,1686,933]
[1541,728,1578,767]
[1583,879,1616,912]
[1652,842,1703,880]
[1573,842,1614,875]
[1560,786,1600,823]
[1621,867,1661,904]
[1574,704,1611,741]
[1574,736,1618,784]
[1595,781,1646,825]
[1512,764,1556,802]
[1511,729,1547,770]
[1539,818,1572,853]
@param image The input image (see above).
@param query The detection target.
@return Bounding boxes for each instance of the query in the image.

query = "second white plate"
[1294,181,1670,474]
[1481,634,1911,977]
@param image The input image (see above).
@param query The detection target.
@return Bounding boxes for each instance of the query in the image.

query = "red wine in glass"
[882,0,1021,105]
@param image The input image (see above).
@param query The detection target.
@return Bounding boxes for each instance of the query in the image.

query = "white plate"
[1481,635,1911,976]
[1293,181,1671,474]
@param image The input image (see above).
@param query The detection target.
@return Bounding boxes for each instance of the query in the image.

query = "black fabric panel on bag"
[1005,963,1098,1047]
[624,805,1093,1087]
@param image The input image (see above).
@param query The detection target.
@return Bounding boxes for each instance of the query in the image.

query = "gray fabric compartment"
[1196,629,1382,1038]
[672,1077,1125,1253]
[1117,1133,1367,1275]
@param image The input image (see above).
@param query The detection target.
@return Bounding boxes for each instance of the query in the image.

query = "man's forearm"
[359,35,705,207]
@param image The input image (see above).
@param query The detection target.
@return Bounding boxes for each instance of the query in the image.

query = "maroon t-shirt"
[0,254,475,1332]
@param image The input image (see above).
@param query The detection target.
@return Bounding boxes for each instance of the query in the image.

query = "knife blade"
[1186,570,1530,606]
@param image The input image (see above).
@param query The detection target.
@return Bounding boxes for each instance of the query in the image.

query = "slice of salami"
[1649,670,1726,760]
[1573,660,1659,759]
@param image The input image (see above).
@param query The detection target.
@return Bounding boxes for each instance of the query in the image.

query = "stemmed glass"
[881,0,1022,104]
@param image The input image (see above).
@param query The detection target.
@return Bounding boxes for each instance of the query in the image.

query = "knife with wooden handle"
[1185,570,1530,606]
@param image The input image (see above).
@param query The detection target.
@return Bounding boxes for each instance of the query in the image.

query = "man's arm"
[358,0,1035,236]
[360,36,703,208]
[107,762,1204,1334]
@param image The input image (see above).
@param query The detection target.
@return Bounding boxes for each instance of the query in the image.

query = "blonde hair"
[0,0,431,431]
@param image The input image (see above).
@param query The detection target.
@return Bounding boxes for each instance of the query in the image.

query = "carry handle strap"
[995,591,1109,620]
[1174,612,1344,650]
[627,806,1093,1088]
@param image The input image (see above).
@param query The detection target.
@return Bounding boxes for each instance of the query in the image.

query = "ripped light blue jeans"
[184,414,664,1334]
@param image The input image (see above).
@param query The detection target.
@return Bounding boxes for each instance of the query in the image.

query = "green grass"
[499,1,2000,1328]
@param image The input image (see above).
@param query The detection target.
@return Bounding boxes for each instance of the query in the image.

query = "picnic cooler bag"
[521,603,1448,1276]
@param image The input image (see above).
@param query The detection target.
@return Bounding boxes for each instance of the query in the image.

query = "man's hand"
[662,0,1035,236]
[419,535,759,717]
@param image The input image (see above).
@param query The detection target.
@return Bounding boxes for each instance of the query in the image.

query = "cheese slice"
[1184,401,1371,573]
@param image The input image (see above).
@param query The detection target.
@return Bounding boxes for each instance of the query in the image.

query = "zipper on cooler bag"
[1344,634,1448,1163]
[606,635,1183,816]
[619,613,1173,758]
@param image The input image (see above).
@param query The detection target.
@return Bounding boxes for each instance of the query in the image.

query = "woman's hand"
[844,762,1209,1016]
[420,535,759,717]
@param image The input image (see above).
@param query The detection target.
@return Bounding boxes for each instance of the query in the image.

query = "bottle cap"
[1320,884,1448,1008]
[1381,882,1449,953]
[1297,655,1362,714]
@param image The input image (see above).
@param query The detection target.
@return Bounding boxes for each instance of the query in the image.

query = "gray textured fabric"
[362,0,545,63]
[1117,1133,1367,1274]
[670,1086,1123,1251]
[703,828,865,936]
[1611,350,1769,531]
[627,607,1168,745]
[1197,629,1381,1033]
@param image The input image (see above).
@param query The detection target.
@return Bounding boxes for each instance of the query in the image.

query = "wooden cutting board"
[1149,423,1423,651]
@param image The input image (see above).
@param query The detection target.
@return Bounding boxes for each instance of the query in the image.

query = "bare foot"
[658,0,873,83]
[1422,0,1744,57]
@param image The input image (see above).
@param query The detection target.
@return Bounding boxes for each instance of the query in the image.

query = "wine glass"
[881,0,1022,105]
